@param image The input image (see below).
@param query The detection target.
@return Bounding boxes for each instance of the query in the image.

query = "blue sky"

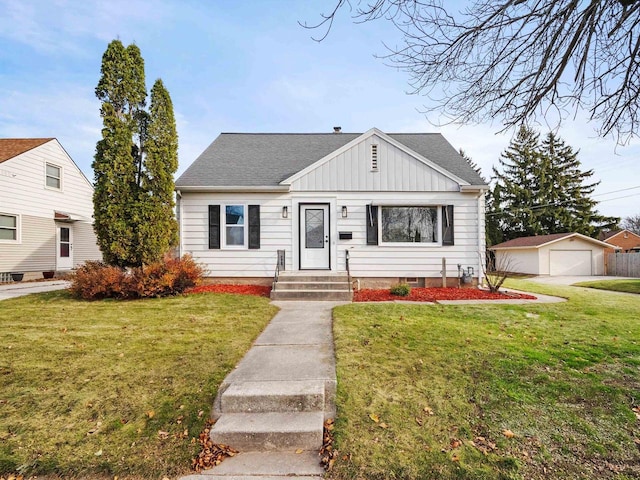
[1,0,638,218]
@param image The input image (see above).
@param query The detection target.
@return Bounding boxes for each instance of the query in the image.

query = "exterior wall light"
[342,206,348,218]
[282,206,288,218]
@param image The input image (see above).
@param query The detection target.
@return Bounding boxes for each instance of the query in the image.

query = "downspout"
[477,191,485,287]
[176,190,182,257]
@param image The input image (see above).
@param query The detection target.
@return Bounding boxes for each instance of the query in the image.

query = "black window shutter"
[366,205,378,245]
[248,205,260,249]
[442,205,454,246]
[208,205,220,249]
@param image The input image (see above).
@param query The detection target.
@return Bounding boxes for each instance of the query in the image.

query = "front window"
[0,214,18,241]
[224,204,246,247]
[46,163,61,189]
[381,206,438,244]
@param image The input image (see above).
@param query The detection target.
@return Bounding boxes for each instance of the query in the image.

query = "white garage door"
[549,250,592,276]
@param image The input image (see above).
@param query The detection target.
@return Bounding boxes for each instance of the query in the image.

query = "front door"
[300,204,330,269]
[56,225,73,270]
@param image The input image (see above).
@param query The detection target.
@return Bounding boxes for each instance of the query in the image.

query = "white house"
[490,232,611,276]
[0,138,102,281]
[175,128,488,288]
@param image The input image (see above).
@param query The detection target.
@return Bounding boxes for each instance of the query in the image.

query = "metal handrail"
[345,249,352,292]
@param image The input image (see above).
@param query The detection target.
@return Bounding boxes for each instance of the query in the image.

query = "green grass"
[331,279,640,479]
[573,279,640,295]
[0,290,277,479]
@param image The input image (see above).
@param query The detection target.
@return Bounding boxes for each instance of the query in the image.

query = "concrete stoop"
[270,273,352,301]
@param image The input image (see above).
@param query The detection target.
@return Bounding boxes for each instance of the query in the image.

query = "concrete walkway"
[0,280,70,301]
[182,301,348,480]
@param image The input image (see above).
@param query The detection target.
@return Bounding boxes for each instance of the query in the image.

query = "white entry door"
[56,225,73,270]
[300,204,330,269]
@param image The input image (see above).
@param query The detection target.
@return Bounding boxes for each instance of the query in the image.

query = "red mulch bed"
[354,287,536,302]
[187,284,272,297]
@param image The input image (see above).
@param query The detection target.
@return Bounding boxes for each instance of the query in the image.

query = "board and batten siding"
[0,140,102,273]
[290,134,460,192]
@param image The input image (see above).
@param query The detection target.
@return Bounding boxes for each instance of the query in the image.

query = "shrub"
[70,255,203,300]
[390,283,411,297]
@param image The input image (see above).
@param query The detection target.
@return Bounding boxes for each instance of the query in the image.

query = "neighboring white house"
[175,128,488,287]
[490,232,612,276]
[0,138,102,281]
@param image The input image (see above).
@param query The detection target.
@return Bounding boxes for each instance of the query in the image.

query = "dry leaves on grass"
[320,418,338,471]
[192,419,238,472]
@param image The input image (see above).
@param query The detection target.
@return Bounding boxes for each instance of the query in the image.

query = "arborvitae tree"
[489,127,618,243]
[93,40,178,267]
[136,79,179,264]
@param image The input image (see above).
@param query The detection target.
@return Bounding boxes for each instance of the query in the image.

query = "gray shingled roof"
[175,132,487,188]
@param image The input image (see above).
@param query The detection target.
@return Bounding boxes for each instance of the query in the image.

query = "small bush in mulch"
[390,283,411,297]
[354,287,536,302]
[69,254,203,300]
[187,284,272,297]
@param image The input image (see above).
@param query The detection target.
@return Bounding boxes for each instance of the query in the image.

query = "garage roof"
[490,233,612,250]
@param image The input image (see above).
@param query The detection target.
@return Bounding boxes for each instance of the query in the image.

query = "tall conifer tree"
[93,40,178,267]
[489,127,617,243]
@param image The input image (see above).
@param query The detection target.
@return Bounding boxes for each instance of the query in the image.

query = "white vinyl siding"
[180,191,483,279]
[290,134,459,192]
[0,140,102,273]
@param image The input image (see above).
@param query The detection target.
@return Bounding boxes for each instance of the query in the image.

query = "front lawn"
[573,279,640,295]
[331,278,640,479]
[0,291,277,479]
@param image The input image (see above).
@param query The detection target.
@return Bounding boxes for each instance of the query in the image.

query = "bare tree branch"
[306,0,640,144]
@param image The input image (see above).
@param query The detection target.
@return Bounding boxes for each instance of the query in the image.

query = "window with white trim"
[46,163,61,189]
[223,204,246,247]
[0,213,18,242]
[380,206,439,244]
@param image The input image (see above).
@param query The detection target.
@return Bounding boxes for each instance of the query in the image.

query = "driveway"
[529,275,636,286]
[0,280,70,301]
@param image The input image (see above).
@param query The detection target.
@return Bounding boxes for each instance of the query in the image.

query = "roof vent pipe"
[333,126,342,133]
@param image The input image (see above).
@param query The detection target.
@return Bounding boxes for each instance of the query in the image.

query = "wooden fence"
[606,252,640,277]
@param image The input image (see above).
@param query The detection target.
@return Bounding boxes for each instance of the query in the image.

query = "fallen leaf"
[503,429,515,438]
[295,449,304,454]
[450,439,462,449]
[147,410,155,419]
[369,413,380,423]
[424,406,434,415]
[379,422,388,429]
[415,417,424,426]
[95,449,103,456]
[158,430,169,439]
[451,453,460,462]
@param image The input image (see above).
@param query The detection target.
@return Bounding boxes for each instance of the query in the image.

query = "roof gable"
[601,229,640,244]
[284,128,465,192]
[490,232,611,250]
[0,138,54,163]
[175,129,487,190]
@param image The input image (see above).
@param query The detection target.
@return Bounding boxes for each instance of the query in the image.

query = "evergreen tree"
[136,79,179,264]
[489,127,618,243]
[93,40,178,267]
[489,125,543,242]
[458,148,485,182]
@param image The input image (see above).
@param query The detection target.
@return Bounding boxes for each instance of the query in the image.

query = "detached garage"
[490,233,611,276]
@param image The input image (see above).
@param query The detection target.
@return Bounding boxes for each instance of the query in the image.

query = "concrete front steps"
[270,272,352,301]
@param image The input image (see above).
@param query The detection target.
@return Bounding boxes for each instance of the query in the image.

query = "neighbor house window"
[46,163,61,189]
[381,206,438,244]
[0,213,18,242]
[224,204,246,247]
